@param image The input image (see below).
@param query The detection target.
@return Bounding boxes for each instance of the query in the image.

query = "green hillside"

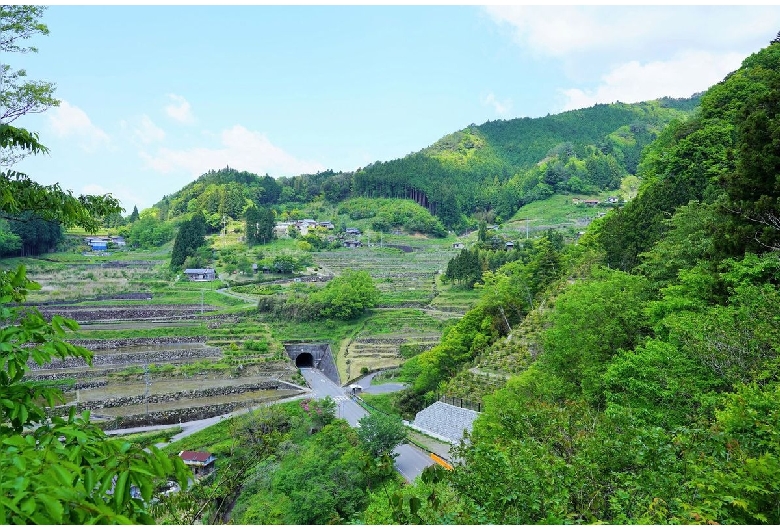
[367,38,780,525]
[148,97,699,234]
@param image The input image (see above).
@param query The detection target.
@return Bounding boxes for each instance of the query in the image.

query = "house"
[274,222,292,236]
[505,241,515,250]
[84,236,111,251]
[110,236,126,247]
[344,240,362,248]
[318,221,335,230]
[345,228,361,236]
[89,240,107,251]
[184,268,216,281]
[583,199,600,207]
[452,242,465,249]
[607,196,619,204]
[179,451,216,478]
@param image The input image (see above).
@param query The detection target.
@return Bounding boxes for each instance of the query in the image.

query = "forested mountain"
[353,98,697,226]
[366,36,780,525]
[150,97,699,232]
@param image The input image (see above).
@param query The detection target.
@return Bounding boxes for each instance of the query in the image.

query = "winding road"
[300,368,435,482]
[106,369,436,482]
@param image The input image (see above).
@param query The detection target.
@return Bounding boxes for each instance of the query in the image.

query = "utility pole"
[144,363,151,415]
[201,289,204,314]
[525,218,529,239]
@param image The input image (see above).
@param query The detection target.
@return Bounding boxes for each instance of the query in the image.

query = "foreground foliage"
[378,37,780,525]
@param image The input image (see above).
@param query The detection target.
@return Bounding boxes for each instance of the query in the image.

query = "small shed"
[344,240,362,248]
[349,384,363,395]
[179,450,216,477]
[184,268,216,281]
[452,242,465,249]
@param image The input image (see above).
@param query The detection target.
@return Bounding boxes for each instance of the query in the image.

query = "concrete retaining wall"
[284,343,339,385]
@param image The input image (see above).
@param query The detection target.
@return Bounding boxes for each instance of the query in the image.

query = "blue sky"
[10,5,780,213]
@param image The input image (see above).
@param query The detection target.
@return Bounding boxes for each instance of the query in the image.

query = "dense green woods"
[136,97,697,241]
[5,5,780,525]
[369,38,780,525]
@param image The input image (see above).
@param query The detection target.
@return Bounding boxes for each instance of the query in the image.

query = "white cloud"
[559,50,745,111]
[132,115,166,144]
[165,94,195,124]
[82,183,146,214]
[47,101,110,152]
[140,125,324,178]
[482,92,512,117]
[483,6,780,112]
[483,6,780,61]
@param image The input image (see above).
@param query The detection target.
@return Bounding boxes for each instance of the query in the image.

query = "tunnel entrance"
[284,343,339,385]
[295,352,314,368]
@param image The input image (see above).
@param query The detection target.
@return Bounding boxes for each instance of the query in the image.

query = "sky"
[9,5,780,213]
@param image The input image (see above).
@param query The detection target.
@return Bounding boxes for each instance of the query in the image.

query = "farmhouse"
[179,451,216,478]
[345,228,361,236]
[344,240,362,248]
[583,199,600,206]
[184,268,216,281]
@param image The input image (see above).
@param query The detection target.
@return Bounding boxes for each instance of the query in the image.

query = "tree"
[0,8,190,523]
[245,204,274,245]
[356,412,407,458]
[314,269,379,320]
[170,213,207,269]
[1,7,119,230]
[128,205,139,223]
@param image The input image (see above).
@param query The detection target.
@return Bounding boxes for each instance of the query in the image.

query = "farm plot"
[314,245,457,307]
[20,258,168,303]
[26,298,301,428]
[337,308,446,383]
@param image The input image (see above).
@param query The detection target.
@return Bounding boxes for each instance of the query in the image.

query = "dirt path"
[215,288,258,305]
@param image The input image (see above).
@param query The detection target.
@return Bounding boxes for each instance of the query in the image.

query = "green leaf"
[37,494,63,523]
[113,470,129,508]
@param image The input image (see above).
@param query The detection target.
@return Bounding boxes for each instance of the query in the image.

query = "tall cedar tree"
[170,213,206,268]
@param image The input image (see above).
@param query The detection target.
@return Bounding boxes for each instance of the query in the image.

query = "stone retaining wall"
[39,305,216,322]
[354,337,408,344]
[90,388,306,429]
[30,347,223,371]
[67,336,207,351]
[25,292,154,307]
[53,380,301,414]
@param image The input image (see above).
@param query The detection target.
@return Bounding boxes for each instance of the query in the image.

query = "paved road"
[106,369,435,482]
[301,368,435,482]
[354,371,408,394]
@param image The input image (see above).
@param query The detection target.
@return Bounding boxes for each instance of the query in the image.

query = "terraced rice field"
[337,308,448,383]
[17,259,302,427]
[314,244,457,307]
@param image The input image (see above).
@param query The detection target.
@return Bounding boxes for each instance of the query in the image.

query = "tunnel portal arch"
[295,352,314,368]
[284,343,340,385]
